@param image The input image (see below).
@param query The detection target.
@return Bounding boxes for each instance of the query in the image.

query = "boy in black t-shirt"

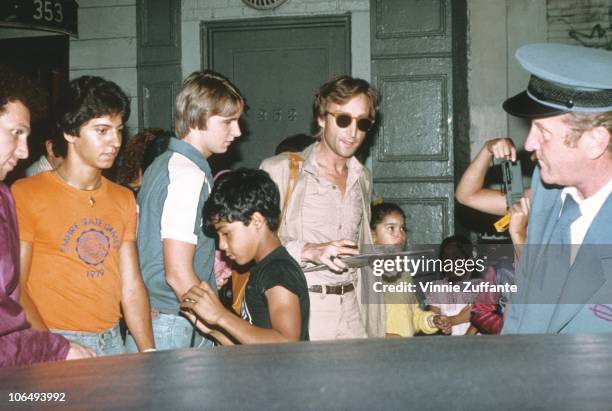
[181,168,309,344]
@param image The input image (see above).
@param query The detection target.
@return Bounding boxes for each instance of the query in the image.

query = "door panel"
[137,0,181,131]
[138,0,181,65]
[370,0,467,244]
[204,15,350,171]
[372,57,454,178]
[371,0,452,56]
[140,65,180,131]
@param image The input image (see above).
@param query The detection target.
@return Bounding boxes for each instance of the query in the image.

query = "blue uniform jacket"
[502,168,612,334]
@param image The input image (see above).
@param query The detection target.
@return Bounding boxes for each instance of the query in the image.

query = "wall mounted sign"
[0,0,78,37]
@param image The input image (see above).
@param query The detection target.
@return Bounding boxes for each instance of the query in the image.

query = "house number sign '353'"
[0,0,78,36]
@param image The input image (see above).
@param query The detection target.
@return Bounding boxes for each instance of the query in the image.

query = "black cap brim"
[502,91,565,119]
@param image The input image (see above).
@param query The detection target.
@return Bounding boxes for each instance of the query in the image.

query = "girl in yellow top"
[370,202,451,337]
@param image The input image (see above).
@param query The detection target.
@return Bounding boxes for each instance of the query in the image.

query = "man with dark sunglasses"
[261,75,386,340]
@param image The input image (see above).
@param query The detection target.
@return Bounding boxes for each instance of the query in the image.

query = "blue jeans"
[51,323,125,356]
[125,312,213,352]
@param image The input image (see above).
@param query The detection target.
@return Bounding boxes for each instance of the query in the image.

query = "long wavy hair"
[116,128,164,186]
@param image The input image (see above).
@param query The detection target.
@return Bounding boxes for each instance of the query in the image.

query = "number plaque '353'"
[0,0,78,37]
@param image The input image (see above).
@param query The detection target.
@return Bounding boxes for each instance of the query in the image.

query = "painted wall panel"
[77,6,137,40]
[70,38,137,69]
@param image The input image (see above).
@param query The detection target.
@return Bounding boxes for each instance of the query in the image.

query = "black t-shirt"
[241,246,310,341]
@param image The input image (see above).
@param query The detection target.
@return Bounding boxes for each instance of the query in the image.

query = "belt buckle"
[339,284,345,295]
[318,284,327,299]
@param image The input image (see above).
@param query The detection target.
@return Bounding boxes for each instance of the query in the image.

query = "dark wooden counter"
[1,334,611,410]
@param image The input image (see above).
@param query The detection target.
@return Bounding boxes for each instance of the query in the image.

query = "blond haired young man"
[136,70,245,350]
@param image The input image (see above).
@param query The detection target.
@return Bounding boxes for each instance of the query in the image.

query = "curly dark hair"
[116,128,165,186]
[55,76,130,154]
[0,64,46,121]
[203,168,280,234]
[370,202,406,230]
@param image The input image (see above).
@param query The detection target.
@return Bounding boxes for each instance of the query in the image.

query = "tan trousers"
[308,290,367,340]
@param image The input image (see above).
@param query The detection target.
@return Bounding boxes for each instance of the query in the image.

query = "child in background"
[371,202,451,337]
[426,235,497,335]
[181,169,310,344]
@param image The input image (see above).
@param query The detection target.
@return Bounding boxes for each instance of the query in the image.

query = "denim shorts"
[51,323,126,356]
[125,311,213,352]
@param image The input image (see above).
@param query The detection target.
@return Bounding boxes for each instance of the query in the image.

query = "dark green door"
[203,15,350,171]
[137,0,182,132]
[370,0,468,244]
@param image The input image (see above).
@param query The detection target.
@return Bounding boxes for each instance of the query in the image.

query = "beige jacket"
[260,143,386,337]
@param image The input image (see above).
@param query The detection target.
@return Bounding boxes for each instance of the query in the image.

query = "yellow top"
[383,271,438,337]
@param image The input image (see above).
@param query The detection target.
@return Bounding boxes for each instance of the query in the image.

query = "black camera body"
[501,160,523,209]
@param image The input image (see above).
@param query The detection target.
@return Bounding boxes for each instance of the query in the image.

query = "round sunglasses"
[326,111,374,132]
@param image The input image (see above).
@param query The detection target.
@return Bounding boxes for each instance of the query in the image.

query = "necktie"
[545,196,584,332]
[533,195,582,281]
[557,195,581,246]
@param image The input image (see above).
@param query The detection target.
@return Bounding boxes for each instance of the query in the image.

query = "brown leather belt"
[308,283,355,295]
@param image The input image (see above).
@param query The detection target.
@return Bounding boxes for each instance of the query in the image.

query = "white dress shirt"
[560,177,612,261]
